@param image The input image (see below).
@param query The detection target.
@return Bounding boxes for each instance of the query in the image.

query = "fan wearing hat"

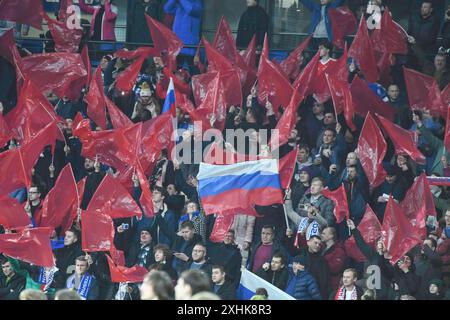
[285,255,322,300]
[131,82,161,122]
[370,162,407,222]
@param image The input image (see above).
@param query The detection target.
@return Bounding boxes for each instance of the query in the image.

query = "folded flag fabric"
[197,159,284,215]
[237,268,295,300]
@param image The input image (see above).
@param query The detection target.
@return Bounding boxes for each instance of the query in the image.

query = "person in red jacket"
[321,227,347,291]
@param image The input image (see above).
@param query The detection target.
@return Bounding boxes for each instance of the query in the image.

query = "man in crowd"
[65,256,99,300]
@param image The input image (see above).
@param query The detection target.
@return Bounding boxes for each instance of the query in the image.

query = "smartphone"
[121,223,129,230]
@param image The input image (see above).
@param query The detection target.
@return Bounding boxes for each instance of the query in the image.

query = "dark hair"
[347,165,357,171]
[211,265,225,273]
[324,127,336,137]
[272,252,287,266]
[326,227,337,241]
[153,244,172,259]
[298,143,310,153]
[180,269,211,296]
[426,237,437,249]
[309,235,322,241]
[226,229,236,237]
[262,225,275,233]
[144,271,174,300]
[180,220,195,230]
[152,185,168,198]
[67,228,80,241]
[255,288,268,297]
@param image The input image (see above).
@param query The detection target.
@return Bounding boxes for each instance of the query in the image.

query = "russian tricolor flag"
[237,269,295,300]
[162,77,176,117]
[197,159,284,215]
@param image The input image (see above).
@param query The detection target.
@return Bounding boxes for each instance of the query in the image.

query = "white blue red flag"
[161,77,176,117]
[197,159,284,215]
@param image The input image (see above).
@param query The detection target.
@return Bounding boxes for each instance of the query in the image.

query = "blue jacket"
[286,268,322,300]
[299,0,345,41]
[164,0,203,56]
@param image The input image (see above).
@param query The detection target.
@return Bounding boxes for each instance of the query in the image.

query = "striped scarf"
[335,286,358,300]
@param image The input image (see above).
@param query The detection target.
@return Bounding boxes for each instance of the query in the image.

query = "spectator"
[78,0,118,41]
[125,228,155,269]
[149,244,178,281]
[236,0,269,48]
[256,252,289,290]
[211,265,236,300]
[24,185,43,227]
[313,125,346,174]
[55,229,84,282]
[150,186,177,248]
[54,289,82,300]
[247,225,288,273]
[410,44,450,90]
[174,269,211,300]
[178,201,206,242]
[131,82,160,122]
[250,287,268,300]
[127,0,166,44]
[321,227,347,291]
[408,1,441,54]
[386,84,412,130]
[414,237,443,299]
[291,167,312,211]
[19,289,47,300]
[393,254,421,297]
[65,256,100,300]
[80,158,106,210]
[299,0,345,48]
[442,5,450,49]
[285,255,322,300]
[164,0,203,59]
[0,259,26,300]
[426,279,446,300]
[207,230,242,287]
[186,243,212,276]
[331,268,364,300]
[140,271,175,300]
[229,214,255,267]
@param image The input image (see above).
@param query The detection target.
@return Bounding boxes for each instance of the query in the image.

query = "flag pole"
[283,189,290,229]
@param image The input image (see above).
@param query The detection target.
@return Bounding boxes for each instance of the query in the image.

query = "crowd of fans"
[0,0,449,300]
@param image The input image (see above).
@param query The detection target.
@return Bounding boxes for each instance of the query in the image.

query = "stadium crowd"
[0,0,449,300]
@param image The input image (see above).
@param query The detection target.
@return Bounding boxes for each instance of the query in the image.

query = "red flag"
[136,162,154,218]
[5,79,59,143]
[400,173,436,239]
[81,209,114,252]
[87,174,142,220]
[105,96,133,129]
[0,113,12,148]
[209,213,236,243]
[376,113,426,164]
[115,47,157,61]
[0,28,15,64]
[85,67,107,130]
[204,37,236,73]
[293,51,321,98]
[0,228,54,267]
[445,106,450,153]
[403,67,446,117]
[241,35,257,96]
[20,121,59,177]
[0,0,44,30]
[349,17,378,83]
[61,177,86,234]
[257,35,293,110]
[44,13,82,53]
[0,149,28,195]
[39,164,77,229]
[145,14,183,71]
[382,196,422,264]
[350,76,396,121]
[344,205,382,262]
[0,196,32,230]
[279,146,299,189]
[328,6,357,49]
[106,255,148,283]
[109,244,126,266]
[81,46,92,86]
[279,36,312,81]
[115,56,147,94]
[442,84,450,107]
[322,184,350,223]
[21,53,87,101]
[371,8,408,55]
[376,52,394,88]
[357,112,387,188]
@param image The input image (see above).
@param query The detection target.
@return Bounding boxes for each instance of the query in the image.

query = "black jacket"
[236,5,269,48]
[208,242,242,287]
[256,267,289,290]
[126,242,155,269]
[297,247,331,300]
[80,171,106,210]
[55,241,84,281]
[171,233,204,275]
[414,246,443,300]
[0,273,26,300]
[214,280,237,300]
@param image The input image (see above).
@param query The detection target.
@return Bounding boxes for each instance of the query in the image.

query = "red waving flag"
[0,196,32,230]
[349,17,378,83]
[279,36,312,82]
[258,34,293,110]
[213,16,239,65]
[106,255,148,283]
[0,0,44,30]
[293,51,321,99]
[39,164,78,229]
[21,53,87,101]
[350,76,395,121]
[403,67,446,117]
[0,149,29,195]
[0,228,54,267]
[136,162,154,218]
[382,196,422,264]
[81,209,114,252]
[445,106,450,153]
[81,46,92,86]
[0,28,15,64]
[371,8,408,55]
[328,6,357,50]
[400,173,436,239]
[344,205,382,262]
[87,174,142,220]
[376,113,426,164]
[0,113,12,148]
[44,13,82,53]
[61,177,86,234]
[322,184,350,223]
[357,112,387,188]
[105,96,133,129]
[145,14,183,71]
[241,35,257,96]
[85,67,107,130]
[279,146,299,190]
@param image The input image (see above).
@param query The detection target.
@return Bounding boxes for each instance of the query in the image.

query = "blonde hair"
[19,289,48,300]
